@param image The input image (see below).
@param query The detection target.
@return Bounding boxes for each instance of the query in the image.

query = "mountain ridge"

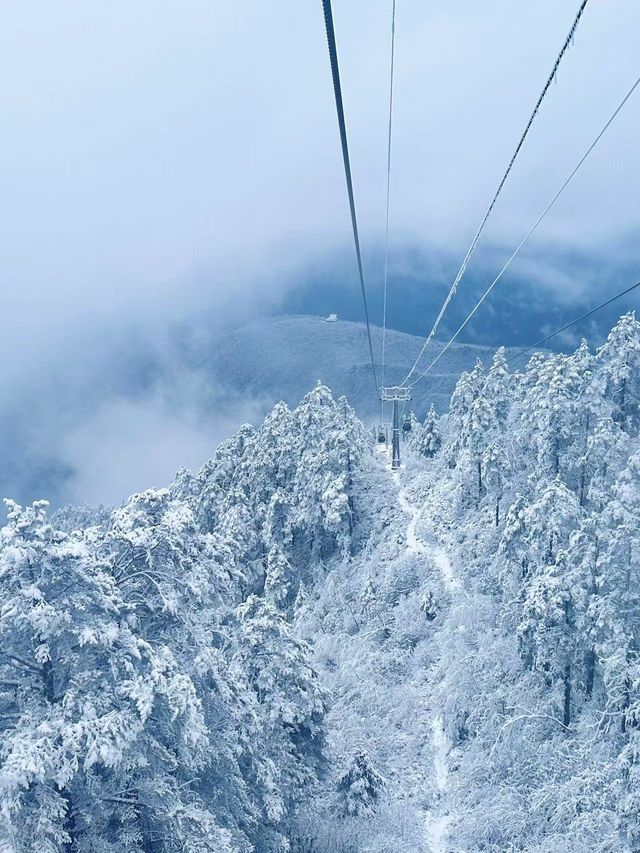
[199,314,541,419]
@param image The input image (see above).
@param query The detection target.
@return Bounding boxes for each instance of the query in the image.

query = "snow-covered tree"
[336,750,385,817]
[445,359,485,468]
[518,549,575,724]
[483,345,511,429]
[416,405,441,459]
[0,499,227,852]
[230,595,326,833]
[596,311,640,432]
[519,351,585,483]
[482,439,512,526]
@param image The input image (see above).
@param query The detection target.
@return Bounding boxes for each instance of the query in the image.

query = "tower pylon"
[380,386,412,470]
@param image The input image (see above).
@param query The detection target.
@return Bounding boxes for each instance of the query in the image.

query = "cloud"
[57,382,268,508]
[1,0,639,506]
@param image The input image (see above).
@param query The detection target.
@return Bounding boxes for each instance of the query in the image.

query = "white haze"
[1,0,639,506]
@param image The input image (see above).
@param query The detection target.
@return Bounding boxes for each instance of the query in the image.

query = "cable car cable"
[321,0,379,397]
[503,278,640,368]
[381,0,397,421]
[408,72,640,388]
[401,0,591,386]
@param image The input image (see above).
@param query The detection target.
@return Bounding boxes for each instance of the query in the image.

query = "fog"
[1,0,638,507]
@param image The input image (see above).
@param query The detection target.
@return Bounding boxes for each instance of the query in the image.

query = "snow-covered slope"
[199,315,532,418]
[3,313,640,852]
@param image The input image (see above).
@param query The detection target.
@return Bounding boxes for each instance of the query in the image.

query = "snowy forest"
[2,311,640,852]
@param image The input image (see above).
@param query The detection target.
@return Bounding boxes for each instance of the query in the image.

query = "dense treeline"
[0,386,365,852]
[411,312,640,851]
[2,313,640,852]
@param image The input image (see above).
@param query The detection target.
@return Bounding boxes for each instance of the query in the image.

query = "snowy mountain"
[2,313,640,852]
[0,314,543,510]
[198,315,536,419]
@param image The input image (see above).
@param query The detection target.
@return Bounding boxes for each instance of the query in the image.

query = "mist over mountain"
[0,315,539,509]
[201,315,536,419]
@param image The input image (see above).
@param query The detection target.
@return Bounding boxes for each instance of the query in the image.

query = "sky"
[1,0,639,508]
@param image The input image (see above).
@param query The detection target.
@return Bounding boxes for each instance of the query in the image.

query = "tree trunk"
[585,535,599,699]
[552,433,560,477]
[578,466,586,508]
[622,676,630,733]
[62,789,77,852]
[579,412,590,507]
[584,649,595,699]
[563,663,571,727]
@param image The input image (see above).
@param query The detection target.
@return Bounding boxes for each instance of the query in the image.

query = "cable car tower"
[380,386,411,470]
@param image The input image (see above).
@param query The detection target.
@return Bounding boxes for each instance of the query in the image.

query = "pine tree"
[581,417,628,510]
[231,595,326,833]
[0,499,227,852]
[522,480,582,567]
[417,405,441,459]
[596,311,640,432]
[336,750,385,817]
[499,494,532,593]
[591,452,640,734]
[506,482,583,722]
[518,550,575,725]
[405,411,420,444]
[519,351,585,483]
[461,392,497,502]
[265,543,295,607]
[482,439,511,526]
[445,359,485,468]
[567,517,603,701]
[483,345,511,429]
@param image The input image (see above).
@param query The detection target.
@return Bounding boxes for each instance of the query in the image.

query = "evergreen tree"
[0,499,228,852]
[582,417,628,510]
[483,345,511,429]
[592,452,640,734]
[264,543,295,607]
[482,439,511,526]
[445,359,485,468]
[417,405,441,459]
[596,311,640,432]
[460,392,498,502]
[518,550,575,725]
[230,595,326,834]
[519,351,585,483]
[336,750,385,817]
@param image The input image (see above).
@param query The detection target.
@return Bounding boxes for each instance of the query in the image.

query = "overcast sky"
[1,0,639,507]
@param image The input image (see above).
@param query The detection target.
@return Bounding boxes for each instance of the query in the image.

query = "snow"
[394,474,425,556]
[424,715,453,853]
[390,463,457,853]
[4,312,640,852]
[393,468,459,592]
[209,315,533,418]
[431,715,450,793]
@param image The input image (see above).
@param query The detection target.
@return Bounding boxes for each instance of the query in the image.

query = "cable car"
[377,426,386,443]
[402,416,412,433]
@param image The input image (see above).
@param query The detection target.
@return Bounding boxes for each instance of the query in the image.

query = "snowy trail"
[392,471,459,593]
[396,483,426,556]
[424,715,452,853]
[390,467,455,853]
